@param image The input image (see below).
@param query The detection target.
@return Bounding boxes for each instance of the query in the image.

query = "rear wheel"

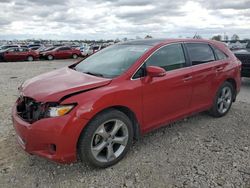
[47,55,54,60]
[209,82,234,117]
[72,54,78,59]
[78,109,133,168]
[27,56,34,61]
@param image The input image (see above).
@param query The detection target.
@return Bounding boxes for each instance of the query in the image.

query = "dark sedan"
[234,42,250,77]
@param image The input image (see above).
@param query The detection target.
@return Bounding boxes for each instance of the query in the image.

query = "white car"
[80,46,94,57]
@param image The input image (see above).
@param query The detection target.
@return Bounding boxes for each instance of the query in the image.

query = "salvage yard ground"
[0,59,249,187]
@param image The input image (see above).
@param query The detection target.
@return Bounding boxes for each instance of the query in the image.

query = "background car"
[40,46,81,60]
[29,46,41,51]
[233,42,250,77]
[2,47,39,62]
[92,45,106,53]
[80,46,94,57]
[0,44,19,50]
[27,44,42,49]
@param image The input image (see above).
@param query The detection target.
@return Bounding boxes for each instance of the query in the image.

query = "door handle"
[182,75,193,82]
[215,66,223,72]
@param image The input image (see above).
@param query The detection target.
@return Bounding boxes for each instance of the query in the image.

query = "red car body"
[12,39,241,163]
[40,46,81,60]
[3,47,39,62]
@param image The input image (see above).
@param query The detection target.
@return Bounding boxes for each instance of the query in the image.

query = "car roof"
[120,38,225,47]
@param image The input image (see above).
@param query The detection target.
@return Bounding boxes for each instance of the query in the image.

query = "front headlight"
[47,104,75,117]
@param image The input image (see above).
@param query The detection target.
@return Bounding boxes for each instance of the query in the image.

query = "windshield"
[0,46,13,50]
[75,44,149,78]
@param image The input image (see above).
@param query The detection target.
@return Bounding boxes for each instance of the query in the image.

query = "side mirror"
[146,66,166,77]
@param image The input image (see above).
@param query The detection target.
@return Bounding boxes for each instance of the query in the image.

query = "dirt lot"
[0,59,249,188]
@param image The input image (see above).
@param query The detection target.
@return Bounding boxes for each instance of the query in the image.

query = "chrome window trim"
[184,42,227,67]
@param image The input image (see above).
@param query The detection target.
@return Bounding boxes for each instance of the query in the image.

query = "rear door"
[55,47,66,59]
[184,43,220,111]
[141,43,193,130]
[17,48,29,61]
[57,47,72,59]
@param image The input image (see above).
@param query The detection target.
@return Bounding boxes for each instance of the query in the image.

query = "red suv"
[40,46,81,60]
[12,39,241,168]
[2,47,39,62]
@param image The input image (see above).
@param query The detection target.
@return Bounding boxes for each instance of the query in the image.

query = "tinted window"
[133,67,146,79]
[146,43,186,71]
[19,48,28,52]
[7,48,16,52]
[58,47,70,51]
[186,43,215,65]
[246,42,250,49]
[212,47,228,60]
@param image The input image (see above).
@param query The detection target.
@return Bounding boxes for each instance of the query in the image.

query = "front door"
[142,43,193,131]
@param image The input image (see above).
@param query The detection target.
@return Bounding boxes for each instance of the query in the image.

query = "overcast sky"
[0,0,250,40]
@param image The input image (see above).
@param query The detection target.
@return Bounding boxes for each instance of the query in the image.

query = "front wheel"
[209,82,234,117]
[78,109,133,168]
[47,55,54,60]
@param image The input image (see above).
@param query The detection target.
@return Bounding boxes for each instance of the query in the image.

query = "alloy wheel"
[73,54,78,59]
[217,86,232,114]
[48,55,53,60]
[91,119,129,163]
[27,56,33,61]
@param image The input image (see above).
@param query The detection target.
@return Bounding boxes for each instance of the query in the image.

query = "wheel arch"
[225,78,237,102]
[77,105,141,145]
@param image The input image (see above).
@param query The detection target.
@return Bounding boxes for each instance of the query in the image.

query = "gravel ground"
[0,60,249,188]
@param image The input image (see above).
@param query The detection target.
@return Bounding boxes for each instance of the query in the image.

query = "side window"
[146,43,186,71]
[18,48,28,52]
[7,48,15,52]
[58,47,70,51]
[246,42,250,49]
[212,46,228,60]
[186,43,215,65]
[64,47,71,50]
[133,66,146,79]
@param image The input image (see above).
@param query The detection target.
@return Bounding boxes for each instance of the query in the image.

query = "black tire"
[27,55,34,61]
[78,109,133,168]
[72,54,78,59]
[209,81,234,117]
[47,54,54,60]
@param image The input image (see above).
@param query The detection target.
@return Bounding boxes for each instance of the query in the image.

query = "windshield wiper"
[83,71,104,77]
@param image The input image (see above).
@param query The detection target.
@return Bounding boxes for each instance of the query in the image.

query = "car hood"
[20,67,112,102]
[233,48,250,55]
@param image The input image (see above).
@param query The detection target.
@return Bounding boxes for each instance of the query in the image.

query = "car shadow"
[26,111,213,171]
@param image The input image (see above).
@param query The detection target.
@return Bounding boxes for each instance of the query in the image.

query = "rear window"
[186,43,215,65]
[212,47,228,60]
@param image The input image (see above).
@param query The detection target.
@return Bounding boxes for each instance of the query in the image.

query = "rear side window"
[146,43,186,71]
[212,47,228,60]
[19,48,28,52]
[59,47,71,51]
[186,43,215,65]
